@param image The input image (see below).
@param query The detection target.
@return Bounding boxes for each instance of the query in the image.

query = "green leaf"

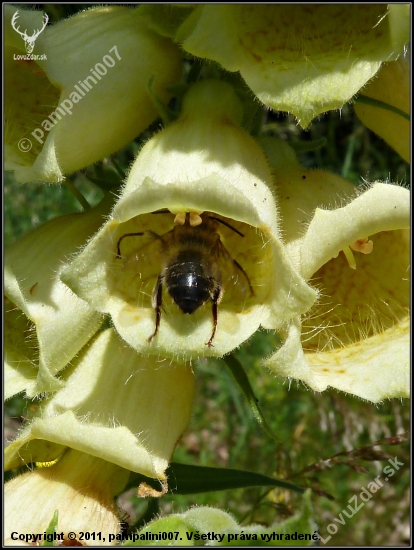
[289,137,327,153]
[223,355,279,442]
[41,510,59,546]
[355,95,410,122]
[124,463,304,496]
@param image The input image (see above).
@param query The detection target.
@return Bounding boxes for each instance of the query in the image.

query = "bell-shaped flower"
[5,448,129,545]
[354,54,410,163]
[263,139,409,402]
[61,80,317,361]
[5,5,182,183]
[177,5,409,127]
[5,328,195,488]
[4,197,113,397]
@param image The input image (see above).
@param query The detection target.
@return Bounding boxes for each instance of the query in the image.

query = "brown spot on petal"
[29,282,38,295]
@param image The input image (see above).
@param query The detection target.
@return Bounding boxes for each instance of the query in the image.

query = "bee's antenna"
[209,216,244,238]
[151,209,171,214]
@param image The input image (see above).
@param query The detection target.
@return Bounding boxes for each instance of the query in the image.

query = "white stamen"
[174,212,203,226]
[342,246,356,270]
[189,213,202,226]
[174,213,186,225]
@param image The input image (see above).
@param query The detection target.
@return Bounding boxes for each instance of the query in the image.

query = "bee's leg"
[233,259,255,296]
[116,230,163,259]
[116,232,144,259]
[148,274,163,343]
[206,286,222,347]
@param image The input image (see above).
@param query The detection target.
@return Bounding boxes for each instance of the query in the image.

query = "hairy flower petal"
[178,5,409,127]
[5,449,128,545]
[5,329,195,480]
[264,142,409,401]
[5,5,181,182]
[4,198,111,396]
[62,80,317,360]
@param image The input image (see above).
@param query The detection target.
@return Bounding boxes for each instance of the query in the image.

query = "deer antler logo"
[11,10,48,54]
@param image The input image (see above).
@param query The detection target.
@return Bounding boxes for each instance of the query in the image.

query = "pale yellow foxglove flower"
[4,197,112,397]
[177,5,409,127]
[61,80,317,361]
[263,140,409,402]
[355,54,410,163]
[5,449,129,546]
[5,5,181,183]
[5,328,195,482]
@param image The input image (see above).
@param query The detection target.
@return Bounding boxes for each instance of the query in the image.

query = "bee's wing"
[110,230,174,309]
[122,230,174,279]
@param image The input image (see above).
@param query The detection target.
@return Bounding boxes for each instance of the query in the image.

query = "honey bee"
[116,210,254,346]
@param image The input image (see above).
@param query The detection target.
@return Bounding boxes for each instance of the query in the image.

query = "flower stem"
[63,180,91,211]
